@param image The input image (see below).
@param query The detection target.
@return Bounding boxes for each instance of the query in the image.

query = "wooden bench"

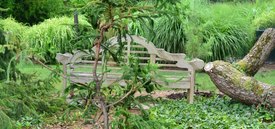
[56,35,204,103]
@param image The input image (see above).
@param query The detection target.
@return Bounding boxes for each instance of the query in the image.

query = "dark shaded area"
[0,0,66,25]
[167,91,224,100]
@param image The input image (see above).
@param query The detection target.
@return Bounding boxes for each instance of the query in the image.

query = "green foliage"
[0,0,66,25]
[0,18,27,80]
[16,116,42,128]
[209,0,255,3]
[128,0,256,61]
[66,57,161,111]
[253,11,275,29]
[111,106,163,129]
[23,16,92,63]
[0,73,66,127]
[149,96,275,128]
[0,110,14,129]
[0,18,27,50]
[151,17,186,53]
[184,1,255,61]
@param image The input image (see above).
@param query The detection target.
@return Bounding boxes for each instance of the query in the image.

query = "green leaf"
[0,45,5,53]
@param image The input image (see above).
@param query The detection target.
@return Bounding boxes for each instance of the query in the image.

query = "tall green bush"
[151,17,186,53]
[23,16,92,63]
[0,18,27,80]
[0,0,66,25]
[127,2,189,53]
[253,12,275,29]
[185,1,255,61]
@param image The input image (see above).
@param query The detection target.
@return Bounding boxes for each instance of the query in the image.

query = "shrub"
[151,17,186,53]
[0,73,66,127]
[23,16,92,63]
[185,2,255,61]
[0,18,27,49]
[253,11,275,29]
[0,18,27,80]
[0,110,14,129]
[0,0,66,25]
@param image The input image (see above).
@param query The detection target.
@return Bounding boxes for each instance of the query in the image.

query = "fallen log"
[205,61,275,107]
[204,28,275,107]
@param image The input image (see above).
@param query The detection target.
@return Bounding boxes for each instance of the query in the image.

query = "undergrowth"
[148,96,275,129]
[0,72,66,128]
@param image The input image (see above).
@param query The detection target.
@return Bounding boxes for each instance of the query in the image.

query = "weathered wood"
[205,61,275,107]
[205,28,275,107]
[57,35,205,104]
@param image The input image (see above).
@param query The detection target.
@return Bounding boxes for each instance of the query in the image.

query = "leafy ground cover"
[1,63,271,128]
[148,96,275,129]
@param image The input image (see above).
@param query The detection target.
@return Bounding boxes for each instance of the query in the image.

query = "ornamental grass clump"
[23,16,91,63]
[185,2,255,61]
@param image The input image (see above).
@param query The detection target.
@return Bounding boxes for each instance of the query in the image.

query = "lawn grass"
[17,63,63,91]
[17,64,275,92]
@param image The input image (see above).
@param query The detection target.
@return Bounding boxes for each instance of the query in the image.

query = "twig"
[31,57,65,78]
[106,79,151,108]
[106,86,135,108]
[30,57,89,87]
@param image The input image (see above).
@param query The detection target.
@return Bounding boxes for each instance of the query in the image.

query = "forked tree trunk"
[204,28,275,107]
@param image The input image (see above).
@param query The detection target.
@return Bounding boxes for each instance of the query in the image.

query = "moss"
[252,83,264,96]
[212,61,265,96]
[241,77,253,91]
[235,60,247,72]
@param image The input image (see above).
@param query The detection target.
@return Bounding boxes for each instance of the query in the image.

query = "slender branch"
[31,57,65,78]
[33,57,88,87]
[106,86,135,108]
[92,23,113,129]
[100,98,109,129]
[106,79,151,108]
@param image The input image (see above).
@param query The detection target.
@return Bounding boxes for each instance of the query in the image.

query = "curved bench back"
[56,35,205,103]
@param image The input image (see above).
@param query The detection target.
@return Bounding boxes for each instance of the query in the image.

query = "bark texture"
[237,28,275,76]
[205,61,275,107]
[205,28,275,107]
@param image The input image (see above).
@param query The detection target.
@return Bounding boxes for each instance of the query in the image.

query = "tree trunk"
[205,61,275,107]
[237,28,275,76]
[204,28,275,107]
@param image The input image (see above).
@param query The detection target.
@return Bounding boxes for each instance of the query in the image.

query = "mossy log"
[237,28,275,76]
[205,28,275,107]
[205,61,275,107]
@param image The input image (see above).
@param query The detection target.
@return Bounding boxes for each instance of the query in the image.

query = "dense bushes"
[0,16,92,64]
[23,16,92,63]
[0,73,66,128]
[0,0,66,25]
[151,17,186,53]
[185,2,255,61]
[3,0,275,63]
[130,0,275,61]
[0,18,26,80]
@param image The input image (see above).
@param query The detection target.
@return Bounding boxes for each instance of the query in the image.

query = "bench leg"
[187,89,194,104]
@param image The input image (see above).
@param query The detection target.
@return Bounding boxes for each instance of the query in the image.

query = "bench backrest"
[56,35,204,103]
